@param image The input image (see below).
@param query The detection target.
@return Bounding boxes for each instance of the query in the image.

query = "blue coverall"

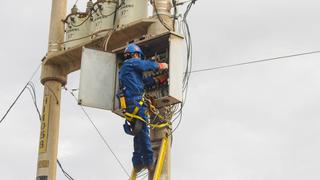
[119,58,159,168]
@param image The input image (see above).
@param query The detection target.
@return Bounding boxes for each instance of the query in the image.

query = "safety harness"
[118,84,171,132]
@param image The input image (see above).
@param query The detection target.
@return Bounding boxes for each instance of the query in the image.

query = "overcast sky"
[1,0,320,179]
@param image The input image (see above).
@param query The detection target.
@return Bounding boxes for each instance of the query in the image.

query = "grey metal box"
[78,47,117,110]
[78,32,184,117]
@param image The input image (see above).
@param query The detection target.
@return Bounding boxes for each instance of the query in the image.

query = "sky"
[1,0,320,179]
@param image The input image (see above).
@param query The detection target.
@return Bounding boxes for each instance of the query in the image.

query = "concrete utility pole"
[36,0,67,179]
[35,0,177,179]
[148,1,174,179]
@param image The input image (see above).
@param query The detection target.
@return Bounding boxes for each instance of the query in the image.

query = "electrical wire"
[67,1,124,28]
[63,87,130,178]
[151,0,172,31]
[0,59,74,179]
[189,50,320,74]
[57,160,75,180]
[169,0,197,135]
[97,0,124,17]
[74,0,80,6]
[27,82,75,180]
[0,63,41,124]
[70,13,92,28]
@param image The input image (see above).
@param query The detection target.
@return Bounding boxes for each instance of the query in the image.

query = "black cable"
[27,82,75,180]
[78,105,130,177]
[63,87,130,178]
[190,50,320,74]
[0,83,29,125]
[0,63,41,124]
[74,0,79,6]
[170,0,196,135]
[70,0,124,28]
[151,0,172,31]
[98,0,124,17]
[26,84,41,120]
[57,159,74,180]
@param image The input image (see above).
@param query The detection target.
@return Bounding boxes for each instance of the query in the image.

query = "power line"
[27,82,75,180]
[190,50,320,74]
[57,160,75,180]
[1,79,74,179]
[170,0,197,136]
[0,63,42,124]
[63,87,130,178]
[73,0,80,7]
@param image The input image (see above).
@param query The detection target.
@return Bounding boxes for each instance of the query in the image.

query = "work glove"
[154,74,168,84]
[158,63,168,70]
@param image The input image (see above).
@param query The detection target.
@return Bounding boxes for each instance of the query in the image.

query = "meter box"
[78,32,184,117]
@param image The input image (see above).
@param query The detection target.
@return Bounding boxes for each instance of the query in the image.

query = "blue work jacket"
[119,58,159,99]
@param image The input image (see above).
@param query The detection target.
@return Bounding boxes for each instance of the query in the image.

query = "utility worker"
[118,43,168,173]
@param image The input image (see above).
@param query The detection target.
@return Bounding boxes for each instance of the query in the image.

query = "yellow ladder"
[130,136,169,180]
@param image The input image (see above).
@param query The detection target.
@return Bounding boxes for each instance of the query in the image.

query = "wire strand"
[190,50,320,74]
[27,82,75,180]
[63,87,130,178]
[57,160,75,180]
[0,63,41,124]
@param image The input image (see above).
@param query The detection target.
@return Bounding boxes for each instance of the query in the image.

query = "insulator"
[86,0,94,13]
[71,5,78,15]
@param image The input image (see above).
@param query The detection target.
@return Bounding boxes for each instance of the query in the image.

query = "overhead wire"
[0,57,74,179]
[66,1,124,28]
[63,87,130,178]
[169,0,197,135]
[189,50,320,74]
[150,0,172,31]
[0,76,75,180]
[74,0,80,6]
[0,63,41,124]
[27,82,75,180]
[57,160,75,180]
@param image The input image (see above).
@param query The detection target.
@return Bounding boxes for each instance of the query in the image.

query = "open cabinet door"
[78,47,117,110]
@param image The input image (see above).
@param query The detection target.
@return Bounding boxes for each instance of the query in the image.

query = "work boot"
[147,160,156,172]
[133,120,143,135]
[134,164,144,173]
[147,164,155,172]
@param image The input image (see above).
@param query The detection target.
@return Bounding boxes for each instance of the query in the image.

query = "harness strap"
[123,95,169,129]
[124,112,171,129]
[125,100,144,121]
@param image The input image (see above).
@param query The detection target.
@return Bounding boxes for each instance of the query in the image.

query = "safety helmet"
[124,43,144,57]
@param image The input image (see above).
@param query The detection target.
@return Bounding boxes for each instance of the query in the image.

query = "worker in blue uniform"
[118,43,168,172]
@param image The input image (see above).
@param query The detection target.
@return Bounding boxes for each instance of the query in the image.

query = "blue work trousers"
[126,101,154,168]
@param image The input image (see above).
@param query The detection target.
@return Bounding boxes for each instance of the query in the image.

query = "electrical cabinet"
[78,32,184,117]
